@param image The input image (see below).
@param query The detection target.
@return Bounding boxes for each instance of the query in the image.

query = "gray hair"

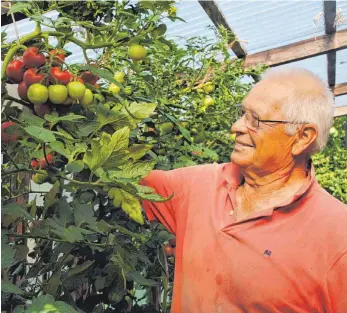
[261,67,334,154]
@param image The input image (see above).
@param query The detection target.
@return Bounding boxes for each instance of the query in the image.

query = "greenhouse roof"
[1,0,347,113]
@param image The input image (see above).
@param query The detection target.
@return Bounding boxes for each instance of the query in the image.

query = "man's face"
[230,80,297,175]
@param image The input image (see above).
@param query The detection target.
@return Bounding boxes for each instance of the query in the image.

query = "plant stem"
[1,45,27,79]
[7,233,113,248]
[3,95,35,110]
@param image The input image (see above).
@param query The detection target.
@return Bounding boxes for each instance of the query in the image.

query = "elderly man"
[142,68,347,313]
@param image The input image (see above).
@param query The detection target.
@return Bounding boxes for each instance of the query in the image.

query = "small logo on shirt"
[264,249,272,257]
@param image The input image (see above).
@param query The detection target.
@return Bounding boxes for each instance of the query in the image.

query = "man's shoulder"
[308,183,347,239]
[310,183,347,217]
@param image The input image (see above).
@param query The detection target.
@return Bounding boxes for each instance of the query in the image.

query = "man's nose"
[231,115,247,134]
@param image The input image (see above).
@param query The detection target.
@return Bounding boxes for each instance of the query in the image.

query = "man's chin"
[230,151,250,167]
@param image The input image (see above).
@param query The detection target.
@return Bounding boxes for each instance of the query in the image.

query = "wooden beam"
[334,105,347,117]
[324,1,337,87]
[198,0,247,58]
[244,29,347,68]
[324,1,336,35]
[333,82,347,96]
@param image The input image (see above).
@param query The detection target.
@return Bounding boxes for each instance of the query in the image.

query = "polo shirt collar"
[222,160,316,214]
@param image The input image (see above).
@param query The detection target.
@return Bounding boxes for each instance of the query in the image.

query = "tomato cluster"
[5,47,98,118]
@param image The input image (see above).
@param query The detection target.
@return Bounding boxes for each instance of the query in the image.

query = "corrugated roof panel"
[218,0,327,54]
[336,0,347,31]
[275,54,328,83]
[336,49,347,84]
[165,1,217,44]
[164,0,237,58]
[335,94,347,107]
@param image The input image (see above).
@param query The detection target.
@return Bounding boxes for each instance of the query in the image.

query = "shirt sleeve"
[141,168,186,234]
[325,250,347,313]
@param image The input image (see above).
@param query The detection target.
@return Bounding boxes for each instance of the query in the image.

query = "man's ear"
[292,124,318,156]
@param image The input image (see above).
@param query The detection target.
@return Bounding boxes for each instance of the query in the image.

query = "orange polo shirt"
[142,162,347,313]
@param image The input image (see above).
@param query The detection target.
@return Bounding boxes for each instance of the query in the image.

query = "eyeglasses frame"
[239,107,305,130]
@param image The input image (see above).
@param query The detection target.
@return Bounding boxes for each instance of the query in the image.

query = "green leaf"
[107,265,126,304]
[109,161,155,179]
[50,141,87,162]
[26,295,78,313]
[24,126,56,142]
[126,102,157,120]
[66,260,94,278]
[126,271,158,287]
[74,203,96,227]
[1,280,24,295]
[66,160,84,173]
[45,113,86,127]
[2,203,34,221]
[77,121,99,137]
[128,144,152,161]
[56,198,74,227]
[1,243,15,268]
[7,2,31,14]
[160,111,191,142]
[83,127,130,171]
[61,226,94,243]
[44,271,61,296]
[19,109,45,127]
[44,181,60,211]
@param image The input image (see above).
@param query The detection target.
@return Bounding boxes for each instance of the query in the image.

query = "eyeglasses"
[237,107,303,130]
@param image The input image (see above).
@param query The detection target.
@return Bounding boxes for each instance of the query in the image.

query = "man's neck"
[235,164,309,220]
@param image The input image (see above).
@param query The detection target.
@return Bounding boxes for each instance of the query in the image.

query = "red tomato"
[49,49,65,66]
[80,71,99,85]
[17,81,29,101]
[30,159,39,169]
[39,154,53,169]
[6,60,25,83]
[1,121,17,143]
[23,68,46,86]
[34,103,51,118]
[49,67,73,85]
[163,244,173,257]
[23,47,45,68]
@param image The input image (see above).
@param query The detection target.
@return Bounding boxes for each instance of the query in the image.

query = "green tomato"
[203,96,215,106]
[230,133,236,141]
[80,89,93,106]
[62,96,75,106]
[329,127,339,137]
[204,82,215,93]
[67,81,86,100]
[153,24,167,37]
[48,84,68,104]
[114,72,125,84]
[108,187,117,199]
[32,171,49,184]
[128,44,147,61]
[124,86,132,95]
[160,122,174,135]
[27,84,48,105]
[109,83,121,96]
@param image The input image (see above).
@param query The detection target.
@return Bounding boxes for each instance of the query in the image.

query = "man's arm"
[141,168,186,234]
